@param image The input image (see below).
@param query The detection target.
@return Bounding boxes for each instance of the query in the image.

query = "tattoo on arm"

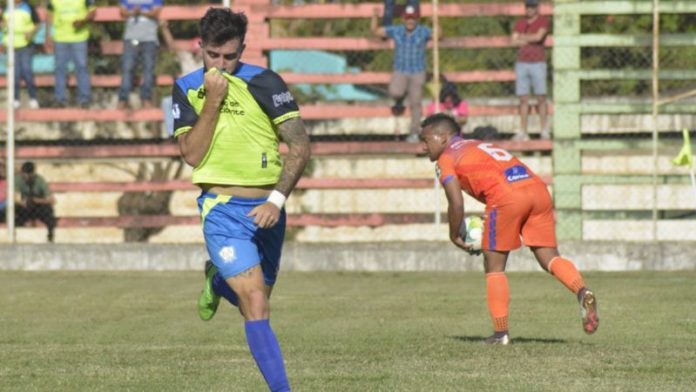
[276,117,311,196]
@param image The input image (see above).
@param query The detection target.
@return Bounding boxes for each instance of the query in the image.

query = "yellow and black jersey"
[172,62,301,186]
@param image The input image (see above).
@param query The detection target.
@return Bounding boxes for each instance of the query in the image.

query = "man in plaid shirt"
[372,4,435,143]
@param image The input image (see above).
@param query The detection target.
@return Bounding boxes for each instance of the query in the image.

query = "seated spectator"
[0,161,6,222]
[15,162,56,242]
[425,81,469,128]
[1,0,41,109]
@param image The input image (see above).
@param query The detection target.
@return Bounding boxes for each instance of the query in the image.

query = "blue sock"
[211,272,239,307]
[245,320,290,392]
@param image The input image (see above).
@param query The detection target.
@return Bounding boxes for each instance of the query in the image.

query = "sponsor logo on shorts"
[272,91,294,107]
[172,103,180,120]
[504,165,531,183]
[218,246,236,264]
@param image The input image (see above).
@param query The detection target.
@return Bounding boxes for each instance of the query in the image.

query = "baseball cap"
[525,0,539,7]
[403,5,419,19]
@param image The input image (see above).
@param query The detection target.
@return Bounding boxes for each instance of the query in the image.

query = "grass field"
[1,270,695,391]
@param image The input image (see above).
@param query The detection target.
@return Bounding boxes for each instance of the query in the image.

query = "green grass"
[1,271,695,391]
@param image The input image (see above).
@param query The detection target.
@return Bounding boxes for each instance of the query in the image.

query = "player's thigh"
[520,184,557,247]
[255,209,287,287]
[389,72,408,98]
[483,201,527,251]
[515,62,531,96]
[529,62,548,96]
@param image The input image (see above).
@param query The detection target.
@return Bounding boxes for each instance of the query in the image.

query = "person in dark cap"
[15,161,57,242]
[372,3,438,142]
[511,0,550,141]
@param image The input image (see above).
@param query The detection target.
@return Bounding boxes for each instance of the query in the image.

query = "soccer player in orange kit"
[420,113,599,345]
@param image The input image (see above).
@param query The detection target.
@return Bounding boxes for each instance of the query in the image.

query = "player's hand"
[204,68,228,108]
[248,203,281,229]
[73,19,87,29]
[451,235,481,256]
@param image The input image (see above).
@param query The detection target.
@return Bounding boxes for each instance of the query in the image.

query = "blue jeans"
[14,46,37,100]
[54,41,91,105]
[383,0,420,26]
[118,40,158,102]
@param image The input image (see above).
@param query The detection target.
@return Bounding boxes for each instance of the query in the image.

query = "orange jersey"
[437,137,545,205]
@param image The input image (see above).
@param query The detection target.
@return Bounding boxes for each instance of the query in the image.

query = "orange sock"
[486,272,509,333]
[548,257,586,295]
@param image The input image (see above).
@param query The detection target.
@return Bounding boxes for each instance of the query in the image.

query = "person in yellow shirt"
[1,0,41,109]
[45,0,96,108]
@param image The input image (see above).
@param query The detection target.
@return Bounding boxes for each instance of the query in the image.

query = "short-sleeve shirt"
[385,24,432,73]
[514,16,549,63]
[173,63,301,186]
[48,0,96,43]
[2,2,40,48]
[15,175,52,200]
[437,137,545,205]
[425,100,469,117]
[121,0,162,43]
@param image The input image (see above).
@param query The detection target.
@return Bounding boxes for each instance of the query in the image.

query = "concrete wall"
[1,241,694,271]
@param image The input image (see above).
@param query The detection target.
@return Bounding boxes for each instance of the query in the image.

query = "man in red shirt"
[420,113,599,345]
[512,0,550,141]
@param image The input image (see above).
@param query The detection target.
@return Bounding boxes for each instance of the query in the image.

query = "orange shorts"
[482,183,557,251]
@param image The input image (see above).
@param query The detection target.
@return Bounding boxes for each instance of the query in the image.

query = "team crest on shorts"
[218,246,237,263]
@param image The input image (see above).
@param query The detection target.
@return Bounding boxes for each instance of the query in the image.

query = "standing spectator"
[45,0,96,108]
[382,0,419,27]
[117,0,163,110]
[425,80,469,129]
[511,0,550,140]
[372,4,434,143]
[15,162,57,243]
[1,0,41,109]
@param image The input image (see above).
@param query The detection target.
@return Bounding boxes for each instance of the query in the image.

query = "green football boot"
[197,260,221,321]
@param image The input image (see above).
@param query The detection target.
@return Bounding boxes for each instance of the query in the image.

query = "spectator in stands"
[117,0,163,110]
[15,161,56,243]
[173,8,310,391]
[425,79,469,129]
[1,0,41,109]
[45,0,96,108]
[159,19,202,136]
[382,0,420,27]
[372,4,435,143]
[511,0,550,140]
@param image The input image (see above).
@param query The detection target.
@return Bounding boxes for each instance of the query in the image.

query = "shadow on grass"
[450,335,567,344]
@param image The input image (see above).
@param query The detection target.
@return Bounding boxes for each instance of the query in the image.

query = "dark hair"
[200,8,248,47]
[421,113,461,135]
[439,82,461,106]
[21,161,35,174]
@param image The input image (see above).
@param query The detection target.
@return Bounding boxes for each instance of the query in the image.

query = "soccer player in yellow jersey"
[172,8,310,391]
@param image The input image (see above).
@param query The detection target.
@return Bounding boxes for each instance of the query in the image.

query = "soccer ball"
[459,216,483,253]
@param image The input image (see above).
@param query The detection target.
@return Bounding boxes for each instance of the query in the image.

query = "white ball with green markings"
[459,216,483,252]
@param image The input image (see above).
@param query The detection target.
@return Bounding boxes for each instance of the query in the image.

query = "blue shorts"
[515,61,547,96]
[197,192,286,286]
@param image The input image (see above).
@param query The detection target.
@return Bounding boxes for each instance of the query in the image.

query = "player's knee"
[238,288,269,320]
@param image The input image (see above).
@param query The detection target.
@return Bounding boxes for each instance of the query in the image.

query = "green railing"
[553,0,696,240]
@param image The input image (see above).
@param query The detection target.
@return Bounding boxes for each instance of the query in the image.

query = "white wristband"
[267,190,287,209]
